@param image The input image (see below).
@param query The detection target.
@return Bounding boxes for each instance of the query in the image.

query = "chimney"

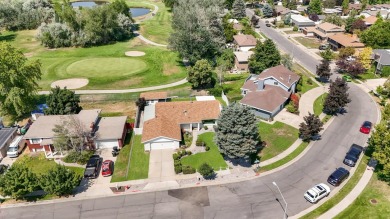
[257,79,264,91]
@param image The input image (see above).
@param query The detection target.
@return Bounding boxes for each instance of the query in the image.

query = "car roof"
[350,144,363,152]
[331,167,349,177]
[363,121,372,126]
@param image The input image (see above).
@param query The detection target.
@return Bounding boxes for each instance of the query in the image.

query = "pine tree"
[232,0,246,19]
[215,103,260,160]
[323,77,351,114]
[316,59,332,82]
[248,39,281,74]
[199,163,215,178]
[39,165,81,196]
[262,4,273,18]
[299,113,324,142]
[45,86,82,115]
[0,164,40,199]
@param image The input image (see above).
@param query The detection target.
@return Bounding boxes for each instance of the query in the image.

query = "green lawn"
[313,93,328,116]
[284,30,298,34]
[293,37,321,49]
[292,63,318,94]
[334,173,390,219]
[181,133,228,170]
[223,73,250,102]
[111,134,150,182]
[300,155,369,219]
[258,121,299,161]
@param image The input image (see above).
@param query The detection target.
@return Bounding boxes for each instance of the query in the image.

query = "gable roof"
[234,51,254,62]
[328,33,365,48]
[363,16,378,24]
[275,5,291,15]
[140,91,168,100]
[0,128,17,149]
[374,49,390,65]
[141,116,181,143]
[257,65,300,88]
[233,35,257,47]
[240,86,290,113]
[317,22,345,32]
[233,23,243,31]
[96,116,127,140]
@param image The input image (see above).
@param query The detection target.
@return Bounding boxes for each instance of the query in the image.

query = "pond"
[130,8,150,17]
[71,1,107,8]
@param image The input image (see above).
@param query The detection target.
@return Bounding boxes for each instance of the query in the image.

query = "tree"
[39,165,81,196]
[110,0,131,18]
[248,39,281,74]
[281,54,293,70]
[299,113,323,142]
[323,14,345,26]
[232,0,246,19]
[45,87,82,115]
[346,61,365,77]
[358,47,372,69]
[217,49,235,71]
[225,0,235,9]
[215,103,260,160]
[199,163,215,178]
[169,0,225,64]
[136,97,147,111]
[342,0,349,15]
[262,4,273,18]
[370,121,390,181]
[338,47,355,59]
[308,0,323,15]
[163,0,178,8]
[286,0,298,10]
[323,0,336,8]
[0,164,40,199]
[323,77,351,114]
[316,59,332,81]
[187,59,214,88]
[320,48,335,61]
[284,14,291,25]
[360,20,390,48]
[0,43,42,121]
[251,15,260,27]
[351,19,367,33]
[345,10,358,33]
[309,14,320,22]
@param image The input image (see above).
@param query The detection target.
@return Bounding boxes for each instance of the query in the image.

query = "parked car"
[342,75,352,82]
[319,44,329,50]
[327,167,350,186]
[265,20,271,27]
[84,155,102,179]
[6,136,25,158]
[360,121,372,134]
[101,160,114,177]
[304,183,331,203]
[0,164,9,174]
[343,144,364,167]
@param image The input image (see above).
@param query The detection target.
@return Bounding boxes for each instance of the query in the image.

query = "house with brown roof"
[240,65,300,120]
[234,51,254,71]
[275,5,291,18]
[327,33,365,50]
[23,109,128,157]
[363,16,378,26]
[233,35,257,52]
[140,91,169,105]
[141,100,221,151]
[307,22,345,41]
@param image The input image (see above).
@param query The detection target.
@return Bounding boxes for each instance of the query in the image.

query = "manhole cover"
[370,199,378,204]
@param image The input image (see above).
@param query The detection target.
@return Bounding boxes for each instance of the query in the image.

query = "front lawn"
[313,93,328,116]
[222,73,249,102]
[181,133,228,170]
[293,36,321,49]
[258,121,299,161]
[292,63,319,94]
[111,134,150,182]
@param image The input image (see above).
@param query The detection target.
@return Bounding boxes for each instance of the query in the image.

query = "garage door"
[151,141,175,150]
[96,140,118,149]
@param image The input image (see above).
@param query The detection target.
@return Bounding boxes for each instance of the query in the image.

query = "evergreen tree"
[215,103,260,160]
[248,39,281,74]
[232,0,246,19]
[45,87,82,115]
[316,59,332,82]
[308,0,323,15]
[199,163,215,178]
[299,113,324,142]
[187,59,214,88]
[262,4,273,18]
[225,0,235,9]
[136,97,147,111]
[342,0,349,15]
[39,165,81,196]
[0,164,40,199]
[323,77,351,114]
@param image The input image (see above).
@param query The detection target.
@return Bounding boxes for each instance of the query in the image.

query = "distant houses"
[327,33,365,50]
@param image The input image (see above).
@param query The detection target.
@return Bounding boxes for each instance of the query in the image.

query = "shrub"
[196,140,205,146]
[199,163,214,178]
[182,165,196,174]
[173,153,180,160]
[306,78,313,85]
[63,150,94,165]
[186,151,192,156]
[293,26,298,31]
[286,102,299,114]
[174,165,182,174]
[277,23,285,28]
[382,66,390,77]
[205,146,210,151]
[204,126,208,130]
[208,85,224,97]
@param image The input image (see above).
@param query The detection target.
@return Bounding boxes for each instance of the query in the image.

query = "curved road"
[2,10,379,219]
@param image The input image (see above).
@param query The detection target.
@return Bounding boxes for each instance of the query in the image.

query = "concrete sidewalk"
[299,85,328,118]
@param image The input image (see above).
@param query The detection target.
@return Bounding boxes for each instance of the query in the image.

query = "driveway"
[148,149,175,182]
[93,149,117,185]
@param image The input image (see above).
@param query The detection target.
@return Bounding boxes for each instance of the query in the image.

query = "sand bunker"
[125,51,146,57]
[51,78,89,89]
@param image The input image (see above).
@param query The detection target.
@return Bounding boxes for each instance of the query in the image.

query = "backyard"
[181,132,228,170]
[111,134,150,182]
[258,121,299,161]
[293,36,321,49]
[222,73,250,102]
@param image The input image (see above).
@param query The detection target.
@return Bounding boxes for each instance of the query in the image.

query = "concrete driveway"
[148,149,175,182]
[93,148,117,185]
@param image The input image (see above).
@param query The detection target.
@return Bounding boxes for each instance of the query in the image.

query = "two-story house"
[233,35,257,52]
[304,22,345,41]
[240,65,300,120]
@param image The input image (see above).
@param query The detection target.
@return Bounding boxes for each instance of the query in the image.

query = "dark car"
[360,121,372,134]
[84,155,102,179]
[319,44,329,50]
[101,160,114,177]
[327,167,350,186]
[343,144,364,167]
[266,21,271,27]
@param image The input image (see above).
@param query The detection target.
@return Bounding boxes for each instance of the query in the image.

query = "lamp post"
[272,181,288,219]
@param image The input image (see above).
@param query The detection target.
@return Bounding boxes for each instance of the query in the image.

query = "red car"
[101,160,114,177]
[360,121,372,134]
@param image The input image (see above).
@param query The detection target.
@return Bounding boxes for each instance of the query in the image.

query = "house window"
[274,81,278,85]
[30,138,42,144]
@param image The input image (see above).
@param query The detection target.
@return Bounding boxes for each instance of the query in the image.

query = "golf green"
[66,58,147,78]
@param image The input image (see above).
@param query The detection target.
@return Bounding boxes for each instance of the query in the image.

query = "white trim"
[142,136,181,144]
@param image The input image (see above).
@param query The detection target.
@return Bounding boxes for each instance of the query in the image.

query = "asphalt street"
[0,10,379,219]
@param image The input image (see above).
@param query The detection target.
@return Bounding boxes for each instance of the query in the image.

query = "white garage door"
[151,141,175,150]
[96,140,118,149]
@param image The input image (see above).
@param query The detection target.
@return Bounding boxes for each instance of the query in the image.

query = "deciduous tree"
[323,77,351,114]
[346,61,365,77]
[0,43,42,121]
[370,120,390,181]
[299,113,323,142]
[187,59,214,88]
[215,103,260,160]
[338,47,355,59]
[323,0,336,8]
[320,48,335,61]
[0,164,40,199]
[232,0,246,19]
[281,54,293,70]
[342,0,349,15]
[308,0,323,15]
[45,87,82,115]
[316,59,332,81]
[360,20,390,48]
[39,165,81,196]
[323,14,345,26]
[351,18,367,32]
[163,0,178,8]
[248,39,281,73]
[358,47,372,69]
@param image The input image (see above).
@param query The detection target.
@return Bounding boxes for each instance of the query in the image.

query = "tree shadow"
[0,33,17,42]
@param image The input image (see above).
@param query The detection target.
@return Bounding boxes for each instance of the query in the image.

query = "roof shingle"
[233,35,257,47]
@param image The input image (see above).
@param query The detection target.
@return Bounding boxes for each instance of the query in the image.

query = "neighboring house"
[233,23,243,32]
[275,5,291,20]
[291,15,315,29]
[327,33,365,50]
[23,109,128,157]
[361,9,390,19]
[31,104,48,121]
[234,51,254,71]
[233,35,257,52]
[373,49,390,74]
[240,65,300,120]
[311,22,345,41]
[323,8,342,15]
[140,91,169,105]
[363,15,378,26]
[0,127,18,158]
[141,100,221,151]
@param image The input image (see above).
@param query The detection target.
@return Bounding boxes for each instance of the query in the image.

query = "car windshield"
[306,191,315,198]
[8,147,17,152]
[363,122,371,127]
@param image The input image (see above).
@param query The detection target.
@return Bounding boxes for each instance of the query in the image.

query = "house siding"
[240,46,255,52]
[264,78,290,92]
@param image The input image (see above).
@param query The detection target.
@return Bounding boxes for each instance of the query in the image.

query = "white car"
[6,136,25,158]
[304,183,331,203]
